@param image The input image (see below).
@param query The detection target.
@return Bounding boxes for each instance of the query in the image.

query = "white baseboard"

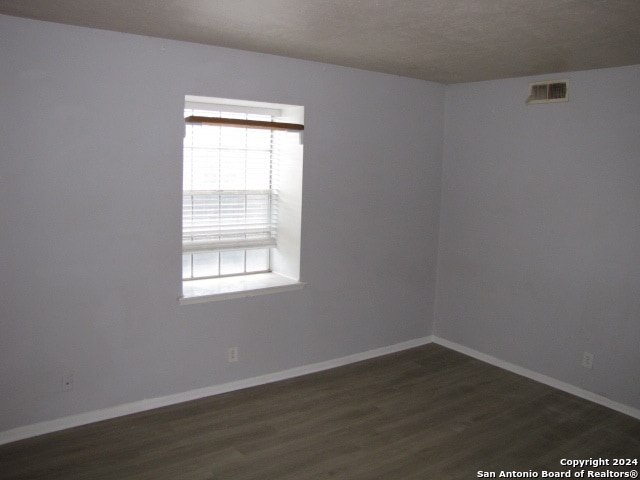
[0,336,433,446]
[432,336,640,420]
[3,334,637,445]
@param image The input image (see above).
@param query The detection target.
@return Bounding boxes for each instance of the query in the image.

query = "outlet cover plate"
[228,347,238,363]
[582,352,594,369]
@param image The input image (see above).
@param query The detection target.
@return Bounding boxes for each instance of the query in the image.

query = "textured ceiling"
[1,0,640,84]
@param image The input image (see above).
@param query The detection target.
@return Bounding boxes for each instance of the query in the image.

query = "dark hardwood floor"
[1,344,639,479]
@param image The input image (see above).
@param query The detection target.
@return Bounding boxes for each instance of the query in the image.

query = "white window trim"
[179,95,305,303]
[179,273,306,304]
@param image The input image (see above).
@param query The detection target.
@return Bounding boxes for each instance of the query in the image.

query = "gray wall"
[0,14,444,431]
[436,65,640,409]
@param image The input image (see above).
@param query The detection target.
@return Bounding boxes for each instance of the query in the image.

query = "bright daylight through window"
[180,96,304,303]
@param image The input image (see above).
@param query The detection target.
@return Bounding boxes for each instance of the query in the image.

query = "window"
[180,96,305,303]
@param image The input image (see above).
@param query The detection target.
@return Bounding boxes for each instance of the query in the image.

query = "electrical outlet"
[228,347,238,363]
[582,352,594,370]
[62,372,73,392]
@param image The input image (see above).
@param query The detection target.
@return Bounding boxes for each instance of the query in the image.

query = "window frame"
[179,96,305,304]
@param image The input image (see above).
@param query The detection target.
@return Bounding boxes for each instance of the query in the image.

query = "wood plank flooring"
[1,344,639,479]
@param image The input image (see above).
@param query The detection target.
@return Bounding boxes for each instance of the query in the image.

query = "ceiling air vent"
[526,80,569,105]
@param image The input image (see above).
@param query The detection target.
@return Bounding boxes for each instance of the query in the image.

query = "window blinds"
[182,110,284,256]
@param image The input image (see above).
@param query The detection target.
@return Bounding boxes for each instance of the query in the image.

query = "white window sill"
[179,273,306,305]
